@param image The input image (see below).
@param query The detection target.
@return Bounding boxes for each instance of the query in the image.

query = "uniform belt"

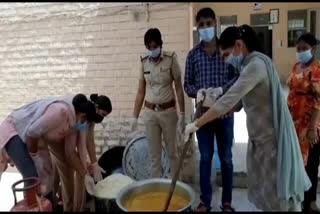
[145,100,175,112]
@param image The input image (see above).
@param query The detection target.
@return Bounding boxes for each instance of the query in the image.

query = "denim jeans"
[5,135,39,179]
[5,135,54,205]
[196,117,234,208]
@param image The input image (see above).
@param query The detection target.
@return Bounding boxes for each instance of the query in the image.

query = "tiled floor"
[189,184,261,212]
[0,172,23,211]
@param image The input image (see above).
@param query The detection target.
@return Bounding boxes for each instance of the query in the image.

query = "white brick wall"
[0,3,191,155]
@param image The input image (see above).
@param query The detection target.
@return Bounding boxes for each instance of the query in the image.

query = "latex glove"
[92,162,106,183]
[130,118,138,132]
[196,89,206,105]
[178,112,185,133]
[202,87,223,108]
[207,87,223,97]
[184,122,199,143]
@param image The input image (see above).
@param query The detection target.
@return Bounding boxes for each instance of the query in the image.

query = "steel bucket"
[116,178,195,212]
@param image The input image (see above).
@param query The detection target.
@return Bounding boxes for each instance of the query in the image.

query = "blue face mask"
[148,47,161,58]
[296,49,313,64]
[225,52,244,69]
[199,27,215,42]
[75,121,88,131]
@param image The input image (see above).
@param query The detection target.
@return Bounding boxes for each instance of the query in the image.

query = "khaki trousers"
[143,109,179,178]
[48,142,85,212]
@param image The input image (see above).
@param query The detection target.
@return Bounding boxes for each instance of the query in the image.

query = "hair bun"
[90,94,98,102]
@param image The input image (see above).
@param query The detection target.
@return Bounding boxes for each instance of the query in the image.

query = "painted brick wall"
[0,3,192,156]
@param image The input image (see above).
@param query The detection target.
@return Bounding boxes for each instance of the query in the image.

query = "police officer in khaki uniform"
[131,28,185,178]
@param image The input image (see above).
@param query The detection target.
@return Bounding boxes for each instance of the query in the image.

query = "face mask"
[199,27,215,42]
[225,52,244,69]
[148,47,161,58]
[94,114,104,123]
[296,49,313,64]
[75,121,88,131]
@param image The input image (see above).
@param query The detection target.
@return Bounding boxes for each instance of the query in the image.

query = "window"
[288,10,308,47]
[219,15,237,36]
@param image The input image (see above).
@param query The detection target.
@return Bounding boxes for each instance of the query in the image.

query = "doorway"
[252,26,273,59]
[250,13,273,59]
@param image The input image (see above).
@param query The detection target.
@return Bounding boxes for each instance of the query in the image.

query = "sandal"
[194,202,211,212]
[220,203,235,212]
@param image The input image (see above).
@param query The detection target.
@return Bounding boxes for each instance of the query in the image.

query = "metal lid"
[122,134,170,181]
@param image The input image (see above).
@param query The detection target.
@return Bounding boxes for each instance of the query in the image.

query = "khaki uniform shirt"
[139,51,182,104]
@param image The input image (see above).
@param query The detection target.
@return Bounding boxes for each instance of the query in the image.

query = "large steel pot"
[122,133,170,180]
[116,178,195,212]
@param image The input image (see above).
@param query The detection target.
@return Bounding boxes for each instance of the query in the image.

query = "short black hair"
[72,94,96,122]
[219,26,240,50]
[297,32,319,47]
[196,7,216,23]
[90,94,112,113]
[144,28,163,48]
[219,25,263,53]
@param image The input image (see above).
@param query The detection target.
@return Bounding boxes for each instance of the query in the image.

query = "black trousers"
[303,143,320,211]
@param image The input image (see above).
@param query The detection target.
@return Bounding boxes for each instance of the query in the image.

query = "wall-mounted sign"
[270,9,279,24]
[254,3,262,10]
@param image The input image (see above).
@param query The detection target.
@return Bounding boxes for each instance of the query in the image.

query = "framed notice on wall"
[270,9,279,24]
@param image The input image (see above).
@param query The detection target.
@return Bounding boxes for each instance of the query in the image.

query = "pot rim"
[116,178,195,212]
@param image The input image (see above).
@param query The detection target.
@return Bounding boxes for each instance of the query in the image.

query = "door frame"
[251,24,273,59]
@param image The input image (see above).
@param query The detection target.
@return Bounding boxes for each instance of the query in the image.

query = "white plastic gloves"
[184,122,199,143]
[92,162,106,183]
[207,87,223,97]
[196,87,223,108]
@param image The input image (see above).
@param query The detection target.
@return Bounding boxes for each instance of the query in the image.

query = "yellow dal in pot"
[124,191,190,212]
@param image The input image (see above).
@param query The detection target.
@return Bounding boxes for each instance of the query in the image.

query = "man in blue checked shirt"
[184,8,240,212]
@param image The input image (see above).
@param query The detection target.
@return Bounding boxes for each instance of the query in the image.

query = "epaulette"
[163,51,175,57]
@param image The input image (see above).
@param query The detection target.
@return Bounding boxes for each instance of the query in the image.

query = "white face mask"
[296,49,313,64]
[148,47,161,58]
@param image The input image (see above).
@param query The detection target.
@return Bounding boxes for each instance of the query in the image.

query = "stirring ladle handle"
[163,94,205,212]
